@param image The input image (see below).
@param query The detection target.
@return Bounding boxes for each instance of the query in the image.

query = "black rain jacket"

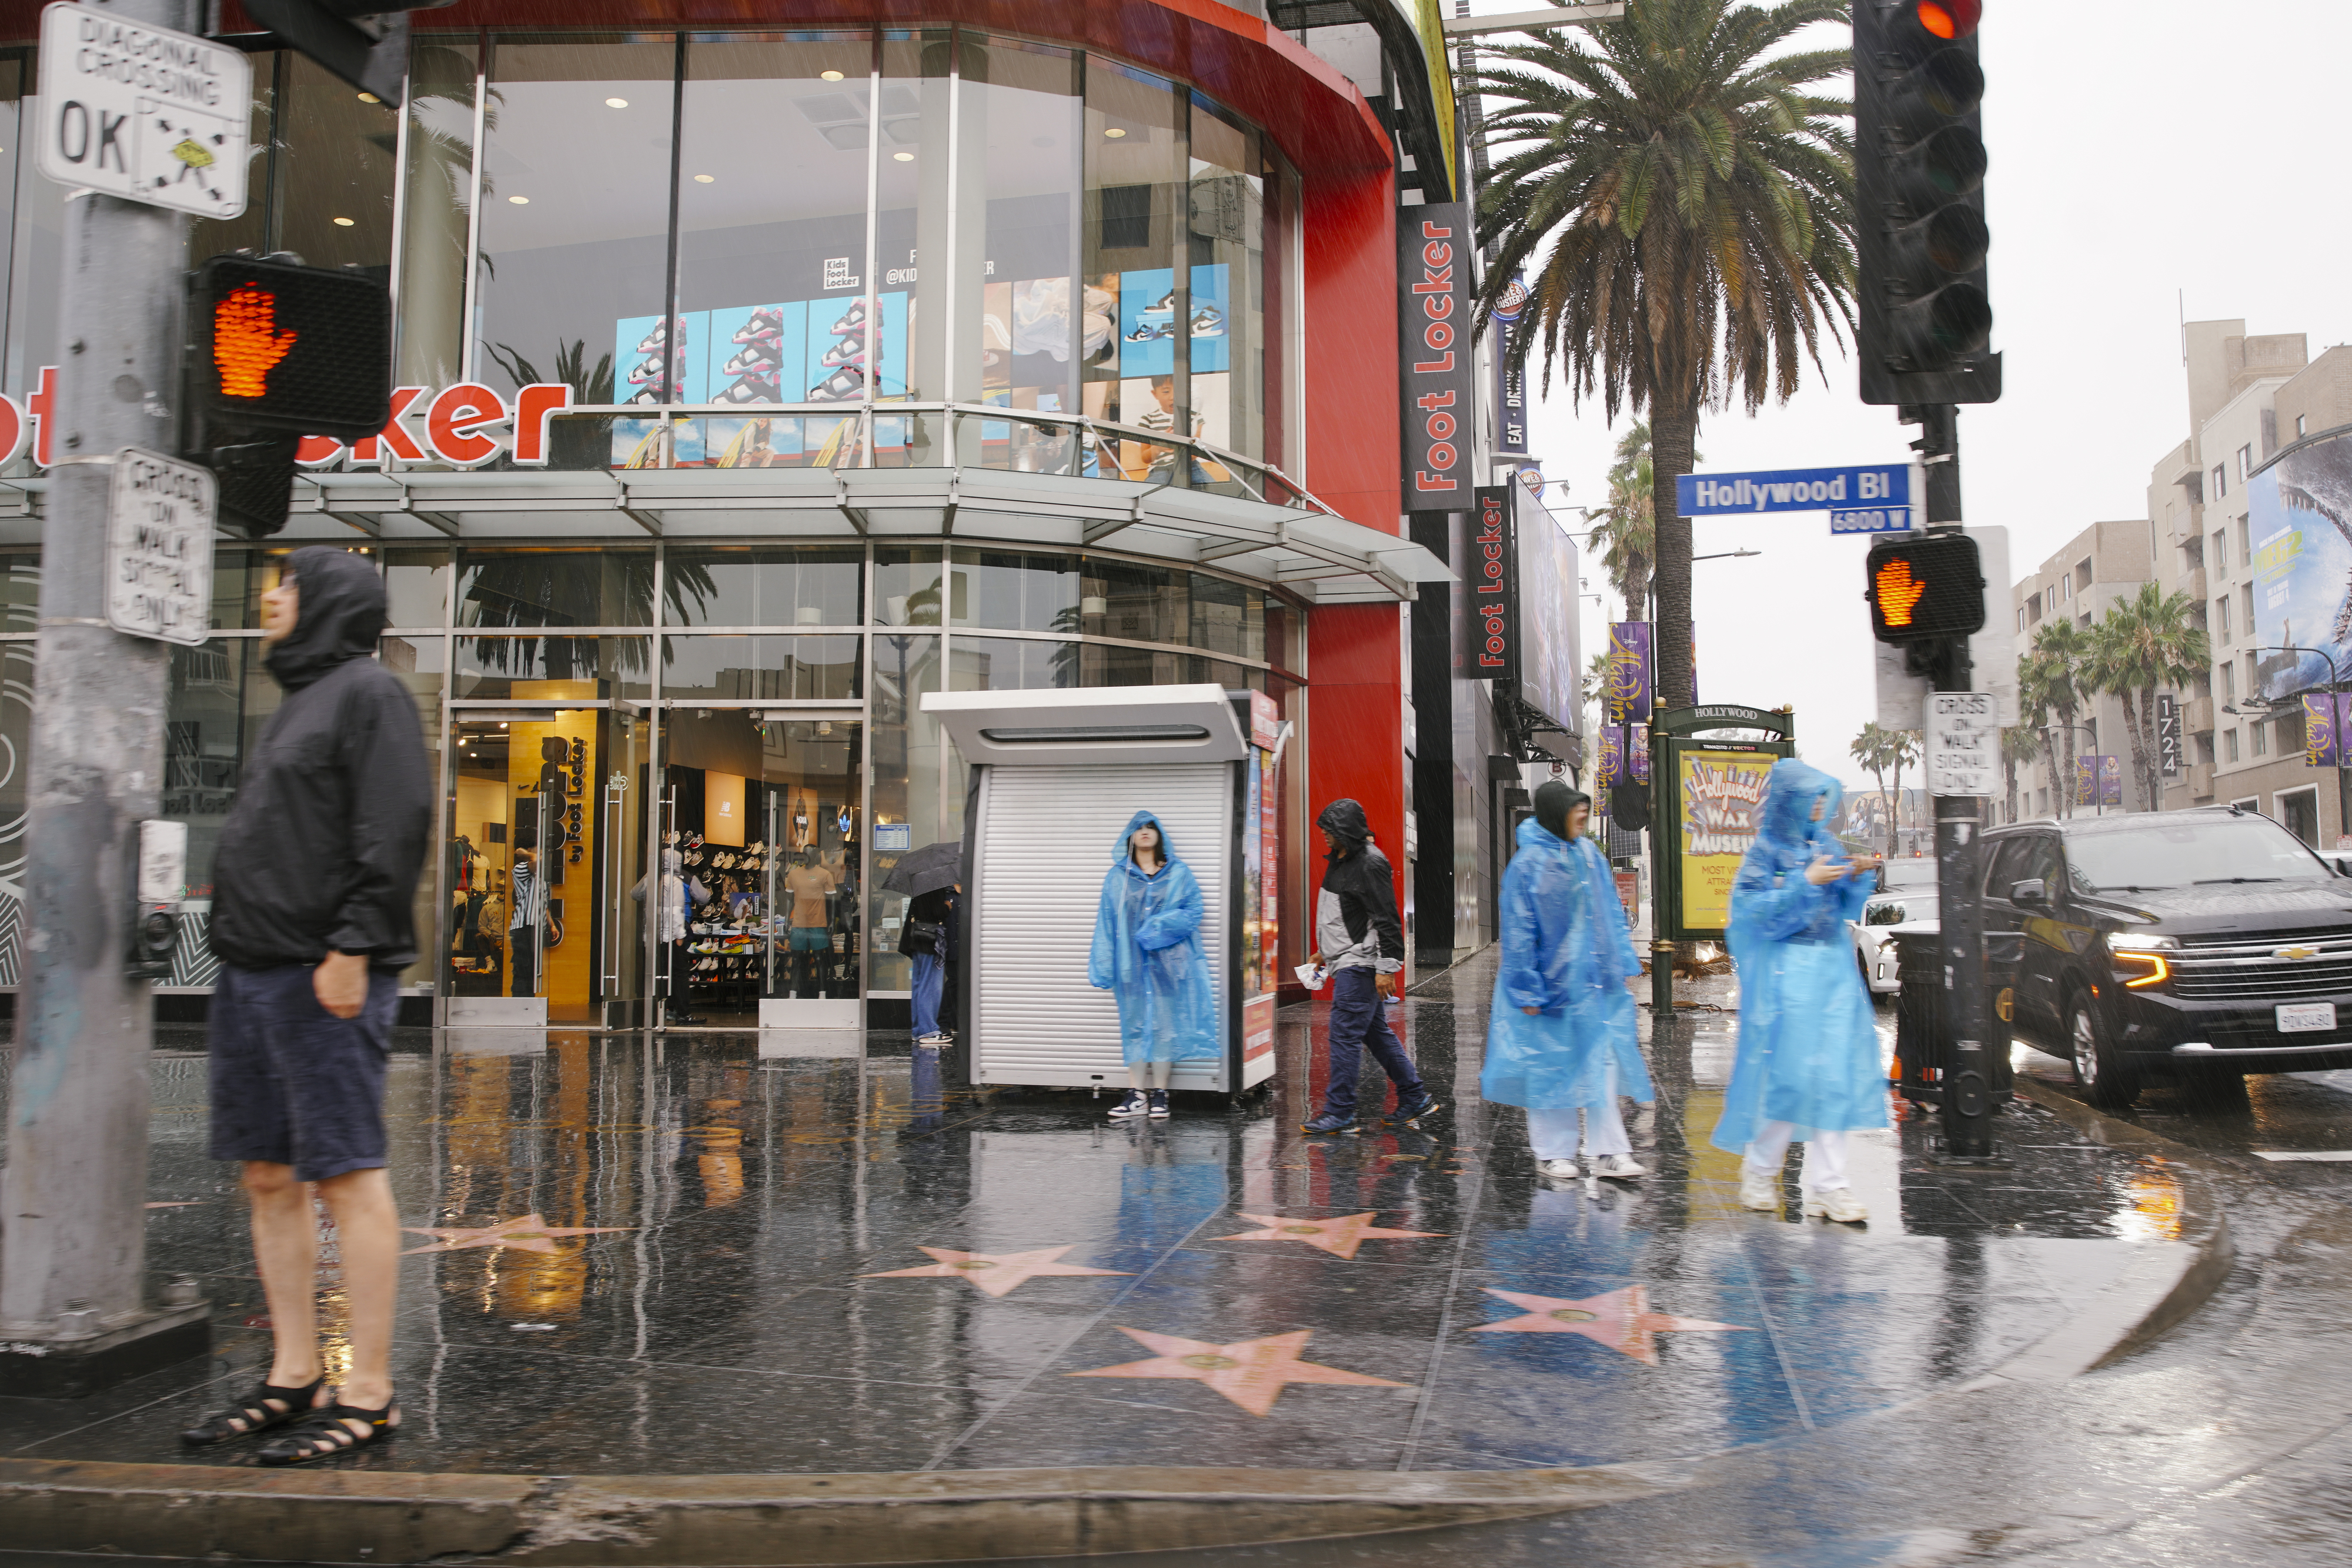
[1314,798,1405,973]
[209,547,433,971]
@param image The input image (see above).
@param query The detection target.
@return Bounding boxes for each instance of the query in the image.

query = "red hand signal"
[1875,558,1929,626]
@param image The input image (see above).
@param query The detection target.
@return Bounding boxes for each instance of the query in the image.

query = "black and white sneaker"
[827,300,868,337]
[808,364,866,402]
[1190,304,1224,337]
[634,319,676,355]
[1124,322,1165,343]
[817,336,867,369]
[624,355,669,387]
[1140,289,1175,316]
[1148,1089,1170,1119]
[1108,1089,1150,1120]
[715,372,781,404]
[721,342,781,377]
[733,308,784,345]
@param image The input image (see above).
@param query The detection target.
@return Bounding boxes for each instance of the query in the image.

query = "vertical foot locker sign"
[35,4,250,218]
[108,449,215,646]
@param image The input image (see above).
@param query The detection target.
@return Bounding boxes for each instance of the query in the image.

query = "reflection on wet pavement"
[0,954,2211,1479]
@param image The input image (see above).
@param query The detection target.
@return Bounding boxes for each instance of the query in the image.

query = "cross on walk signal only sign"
[35,3,250,218]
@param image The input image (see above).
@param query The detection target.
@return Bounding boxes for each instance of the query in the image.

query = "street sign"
[1678,464,1910,517]
[1830,506,1912,534]
[1925,691,1997,798]
[35,3,250,218]
[2157,692,2182,777]
[106,448,215,647]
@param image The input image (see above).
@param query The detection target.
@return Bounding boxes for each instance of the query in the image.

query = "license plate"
[2278,1002,2337,1034]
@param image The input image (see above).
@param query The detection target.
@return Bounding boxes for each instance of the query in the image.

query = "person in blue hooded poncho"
[1711,758,1885,1223]
[1088,810,1217,1120]
[1483,783,1654,1180]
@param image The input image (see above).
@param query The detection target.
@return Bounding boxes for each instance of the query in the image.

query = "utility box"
[924,684,1287,1095]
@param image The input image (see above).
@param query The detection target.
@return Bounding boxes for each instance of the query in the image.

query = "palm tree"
[2090,583,2211,811]
[1474,0,1856,711]
[1590,422,1656,617]
[2024,619,2092,819]
[2000,723,2043,823]
[1850,721,1916,858]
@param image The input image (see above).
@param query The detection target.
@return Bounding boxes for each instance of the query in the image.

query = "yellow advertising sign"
[1677,749,1778,932]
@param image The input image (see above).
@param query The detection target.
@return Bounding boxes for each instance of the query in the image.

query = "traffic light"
[1853,0,2000,404]
[1865,532,1985,643]
[186,254,392,539]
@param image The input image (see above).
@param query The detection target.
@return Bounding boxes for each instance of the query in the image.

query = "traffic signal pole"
[1919,404,1997,1159]
[0,0,210,1395]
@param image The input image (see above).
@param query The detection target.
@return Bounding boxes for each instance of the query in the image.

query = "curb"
[1953,1077,2237,1389]
[0,1457,1686,1565]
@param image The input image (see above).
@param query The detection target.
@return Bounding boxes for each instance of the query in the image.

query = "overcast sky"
[1471,1,2352,788]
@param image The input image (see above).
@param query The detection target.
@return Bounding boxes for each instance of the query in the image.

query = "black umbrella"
[880,839,963,897]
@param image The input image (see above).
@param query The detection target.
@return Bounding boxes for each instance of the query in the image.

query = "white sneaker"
[1589,1154,1646,1181]
[1539,1158,1582,1180]
[1107,1089,1150,1121]
[1803,1186,1869,1224]
[1739,1168,1779,1210]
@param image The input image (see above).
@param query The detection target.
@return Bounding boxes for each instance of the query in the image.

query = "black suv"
[1982,806,2352,1107]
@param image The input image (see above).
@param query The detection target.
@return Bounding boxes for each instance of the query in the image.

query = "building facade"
[2006,519,2153,819]
[0,3,1576,1028]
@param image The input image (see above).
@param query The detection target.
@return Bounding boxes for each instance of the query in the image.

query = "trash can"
[1889,922,2014,1109]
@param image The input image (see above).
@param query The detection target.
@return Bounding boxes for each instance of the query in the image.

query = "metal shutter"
[971,761,1230,1089]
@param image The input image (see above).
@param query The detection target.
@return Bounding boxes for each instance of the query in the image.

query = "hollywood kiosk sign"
[0,367,576,470]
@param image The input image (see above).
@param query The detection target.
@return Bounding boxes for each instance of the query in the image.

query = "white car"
[1850,891,1931,995]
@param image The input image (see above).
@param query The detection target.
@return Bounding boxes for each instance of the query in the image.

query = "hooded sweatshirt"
[209,547,433,971]
[1314,798,1404,974]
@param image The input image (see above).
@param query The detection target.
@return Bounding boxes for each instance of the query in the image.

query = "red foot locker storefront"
[0,0,1460,1029]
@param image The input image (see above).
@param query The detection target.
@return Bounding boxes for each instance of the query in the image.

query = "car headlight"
[2109,934,2175,989]
[2108,934,2179,953]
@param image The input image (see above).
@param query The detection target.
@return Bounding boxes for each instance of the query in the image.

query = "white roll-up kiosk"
[923,684,1286,1096]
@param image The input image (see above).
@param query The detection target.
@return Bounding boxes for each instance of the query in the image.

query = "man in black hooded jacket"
[1302,798,1438,1133]
[183,547,430,1465]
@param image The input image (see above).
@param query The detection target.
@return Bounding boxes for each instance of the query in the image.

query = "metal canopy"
[0,467,1452,604]
[926,684,1250,769]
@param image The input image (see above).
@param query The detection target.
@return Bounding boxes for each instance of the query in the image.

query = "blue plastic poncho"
[1087,810,1218,1065]
[1482,816,1653,1110]
[1710,759,1887,1153]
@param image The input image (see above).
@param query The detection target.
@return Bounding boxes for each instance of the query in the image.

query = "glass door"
[656,707,864,1029]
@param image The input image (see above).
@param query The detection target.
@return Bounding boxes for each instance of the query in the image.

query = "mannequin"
[784,845,837,995]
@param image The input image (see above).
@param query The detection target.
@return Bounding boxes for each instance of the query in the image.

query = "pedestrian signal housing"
[187,255,392,537]
[1853,0,1999,404]
[1866,533,1984,643]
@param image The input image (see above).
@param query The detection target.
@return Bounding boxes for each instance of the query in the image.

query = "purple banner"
[2099,754,2123,807]
[2309,694,2343,767]
[1605,622,1652,724]
[2074,755,2096,807]
[1597,726,1622,787]
[1631,721,1651,783]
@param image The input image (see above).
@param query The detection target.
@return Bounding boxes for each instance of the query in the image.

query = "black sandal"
[253,1393,399,1466]
[179,1375,326,1447]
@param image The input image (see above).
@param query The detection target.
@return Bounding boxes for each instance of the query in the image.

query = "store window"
[1187,92,1262,465]
[950,547,1077,631]
[272,54,400,275]
[869,630,942,990]
[383,548,451,630]
[397,36,481,392]
[970,36,1083,470]
[453,636,650,701]
[457,548,657,627]
[663,546,863,627]
[1082,59,1184,467]
[660,634,862,700]
[875,545,945,626]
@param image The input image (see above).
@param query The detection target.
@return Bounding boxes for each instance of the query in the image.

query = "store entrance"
[444,704,649,1027]
[656,708,863,1030]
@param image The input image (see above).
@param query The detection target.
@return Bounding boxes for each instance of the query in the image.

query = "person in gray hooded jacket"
[1301,798,1438,1133]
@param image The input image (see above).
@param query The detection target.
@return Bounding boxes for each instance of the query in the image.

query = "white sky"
[1471,1,2352,788]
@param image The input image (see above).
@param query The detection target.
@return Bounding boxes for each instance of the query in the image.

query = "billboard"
[1513,479,1583,733]
[2250,428,2352,703]
[1675,749,1778,931]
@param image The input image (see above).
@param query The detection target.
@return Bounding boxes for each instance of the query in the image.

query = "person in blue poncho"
[1712,758,1885,1224]
[1484,782,1654,1181]
[1088,810,1217,1121]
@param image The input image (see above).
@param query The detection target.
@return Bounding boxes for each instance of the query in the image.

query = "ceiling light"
[891,151,913,161]
[332,216,355,226]
[357,92,380,103]
[606,97,629,108]
[1104,127,1126,139]
[694,173,714,183]
[499,722,509,729]
[507,195,529,204]
[820,69,844,81]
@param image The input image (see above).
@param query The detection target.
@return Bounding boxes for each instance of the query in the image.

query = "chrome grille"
[2164,930,2352,1001]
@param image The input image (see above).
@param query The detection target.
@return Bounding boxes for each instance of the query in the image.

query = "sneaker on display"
[733,308,784,344]
[1108,1089,1150,1121]
[1589,1154,1646,1181]
[634,319,675,355]
[1141,289,1175,316]
[721,342,782,376]
[715,372,782,404]
[1124,322,1164,343]
[625,355,669,386]
[1148,1088,1170,1119]
[1803,1187,1869,1224]
[808,364,865,402]
[817,337,867,370]
[828,300,868,336]
[1190,304,1225,337]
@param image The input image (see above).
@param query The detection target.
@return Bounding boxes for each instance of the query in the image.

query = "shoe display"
[827,299,867,336]
[1141,289,1175,316]
[1803,1187,1869,1224]
[1300,1111,1356,1135]
[1389,1094,1442,1124]
[625,355,670,386]
[721,342,781,376]
[809,364,865,402]
[634,319,675,355]
[733,308,784,344]
[1124,322,1165,343]
[1739,1169,1779,1211]
[1589,1154,1646,1181]
[1539,1158,1582,1181]
[716,373,781,404]
[1148,1089,1170,1119]
[817,336,867,369]
[1108,1089,1150,1120]
[1190,304,1224,337]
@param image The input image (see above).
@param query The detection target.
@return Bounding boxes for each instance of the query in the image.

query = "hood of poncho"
[1758,758,1843,848]
[1110,808,1180,872]
[266,546,389,691]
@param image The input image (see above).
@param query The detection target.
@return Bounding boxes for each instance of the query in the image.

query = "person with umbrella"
[884,840,963,1048]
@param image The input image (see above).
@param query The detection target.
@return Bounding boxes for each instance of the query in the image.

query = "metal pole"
[0,0,211,1395]
[1920,404,1995,1159]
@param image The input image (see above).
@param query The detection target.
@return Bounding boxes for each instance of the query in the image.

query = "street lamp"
[2246,646,2351,850]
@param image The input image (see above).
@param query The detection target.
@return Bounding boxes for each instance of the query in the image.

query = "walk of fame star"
[1219,1211,1444,1261]
[1070,1327,1406,1416]
[1471,1285,1749,1365]
[861,1246,1131,1298]
[400,1213,631,1256]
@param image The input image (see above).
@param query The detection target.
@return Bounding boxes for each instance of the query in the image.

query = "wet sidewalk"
[1,950,2219,1485]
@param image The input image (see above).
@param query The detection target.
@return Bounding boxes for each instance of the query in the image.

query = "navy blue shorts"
[207,962,398,1183]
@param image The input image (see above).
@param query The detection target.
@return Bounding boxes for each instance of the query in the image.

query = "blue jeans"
[1321,966,1422,1118]
[911,951,944,1038]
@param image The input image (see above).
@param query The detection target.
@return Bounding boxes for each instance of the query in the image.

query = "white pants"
[1526,1061,1632,1161]
[1742,1121,1850,1193]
